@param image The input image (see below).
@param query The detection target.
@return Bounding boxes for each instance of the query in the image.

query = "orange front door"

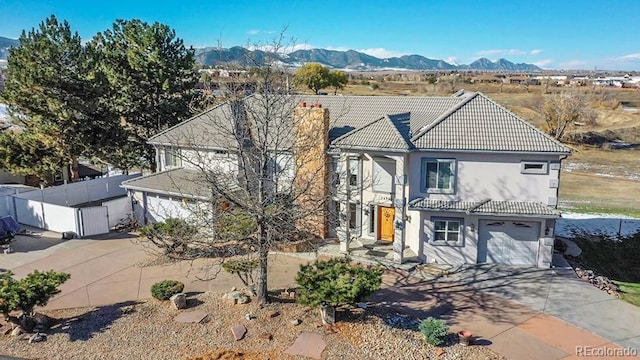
[378,206,395,242]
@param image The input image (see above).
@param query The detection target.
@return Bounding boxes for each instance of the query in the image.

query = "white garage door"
[479,220,540,265]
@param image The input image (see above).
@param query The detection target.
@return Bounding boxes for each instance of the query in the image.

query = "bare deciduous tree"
[137,33,333,304]
[541,92,596,140]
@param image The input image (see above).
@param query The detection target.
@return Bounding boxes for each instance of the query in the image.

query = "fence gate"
[79,206,110,237]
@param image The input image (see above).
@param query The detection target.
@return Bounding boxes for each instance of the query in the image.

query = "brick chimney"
[294,102,330,239]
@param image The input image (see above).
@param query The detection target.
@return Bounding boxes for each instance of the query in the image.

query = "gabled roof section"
[121,168,213,200]
[331,112,413,150]
[148,102,242,150]
[411,93,570,154]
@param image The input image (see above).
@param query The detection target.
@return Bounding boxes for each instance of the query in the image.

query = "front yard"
[0,291,504,360]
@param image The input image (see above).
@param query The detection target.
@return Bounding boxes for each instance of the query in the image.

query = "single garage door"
[478,220,540,265]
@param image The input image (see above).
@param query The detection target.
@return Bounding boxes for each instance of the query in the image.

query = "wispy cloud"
[557,60,588,69]
[246,29,276,36]
[616,53,640,62]
[476,48,543,57]
[326,46,406,58]
[356,48,405,58]
[532,59,553,68]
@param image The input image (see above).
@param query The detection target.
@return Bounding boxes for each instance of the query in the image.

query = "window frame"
[521,161,549,175]
[421,158,457,194]
[430,217,464,246]
[371,157,396,194]
[164,146,182,168]
[348,157,361,189]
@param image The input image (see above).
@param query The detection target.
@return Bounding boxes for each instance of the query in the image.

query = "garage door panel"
[479,220,540,265]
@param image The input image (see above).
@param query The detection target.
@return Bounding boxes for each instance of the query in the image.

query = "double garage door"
[478,220,540,265]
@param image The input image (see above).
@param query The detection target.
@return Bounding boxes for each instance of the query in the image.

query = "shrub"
[295,257,383,308]
[222,258,258,287]
[151,280,184,300]
[0,270,70,330]
[419,317,449,346]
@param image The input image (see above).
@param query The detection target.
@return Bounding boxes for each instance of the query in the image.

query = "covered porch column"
[391,154,407,264]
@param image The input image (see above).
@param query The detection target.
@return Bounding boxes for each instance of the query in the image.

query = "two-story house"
[122,91,570,268]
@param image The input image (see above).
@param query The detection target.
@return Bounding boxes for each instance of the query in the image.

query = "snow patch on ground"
[556,212,640,238]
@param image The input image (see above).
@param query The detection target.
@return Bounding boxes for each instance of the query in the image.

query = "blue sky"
[1,0,639,71]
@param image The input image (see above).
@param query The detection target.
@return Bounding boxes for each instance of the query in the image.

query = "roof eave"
[121,183,210,201]
[329,145,409,153]
[411,148,571,156]
[407,206,560,219]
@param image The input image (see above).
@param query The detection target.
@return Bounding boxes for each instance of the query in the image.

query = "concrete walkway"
[370,264,640,359]
[3,233,639,359]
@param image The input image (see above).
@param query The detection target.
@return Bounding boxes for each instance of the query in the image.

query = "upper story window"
[164,147,182,168]
[372,157,396,193]
[421,158,456,194]
[521,161,548,174]
[348,157,360,188]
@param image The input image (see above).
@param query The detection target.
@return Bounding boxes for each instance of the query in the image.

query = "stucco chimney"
[294,102,330,239]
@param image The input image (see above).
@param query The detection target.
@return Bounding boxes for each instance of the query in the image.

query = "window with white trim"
[421,158,456,194]
[372,157,396,193]
[521,161,548,174]
[431,218,464,246]
[164,147,182,168]
[348,158,360,188]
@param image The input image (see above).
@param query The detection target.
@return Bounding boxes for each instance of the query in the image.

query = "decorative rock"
[170,293,187,309]
[268,311,280,318]
[11,327,24,336]
[357,302,368,309]
[1,325,12,335]
[32,313,52,329]
[17,333,31,341]
[290,319,301,326]
[285,332,326,359]
[231,324,247,341]
[245,313,252,321]
[259,333,273,340]
[320,305,335,325]
[223,291,250,305]
[435,348,446,357]
[29,333,46,343]
[174,311,209,323]
[289,291,296,299]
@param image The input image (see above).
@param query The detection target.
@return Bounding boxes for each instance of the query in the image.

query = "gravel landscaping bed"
[1,291,505,360]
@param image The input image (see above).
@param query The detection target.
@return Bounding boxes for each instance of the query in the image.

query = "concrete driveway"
[1,231,308,310]
[449,264,640,352]
[370,262,640,359]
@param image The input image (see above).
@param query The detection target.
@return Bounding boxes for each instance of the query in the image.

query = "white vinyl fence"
[1,174,140,237]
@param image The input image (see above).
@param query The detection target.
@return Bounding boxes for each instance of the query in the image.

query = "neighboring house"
[122,91,570,268]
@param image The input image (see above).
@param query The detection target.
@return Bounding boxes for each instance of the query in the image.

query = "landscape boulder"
[222,291,250,305]
[170,293,187,309]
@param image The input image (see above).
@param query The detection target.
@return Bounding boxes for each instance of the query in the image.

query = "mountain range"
[196,46,541,71]
[0,36,541,71]
[0,37,19,62]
